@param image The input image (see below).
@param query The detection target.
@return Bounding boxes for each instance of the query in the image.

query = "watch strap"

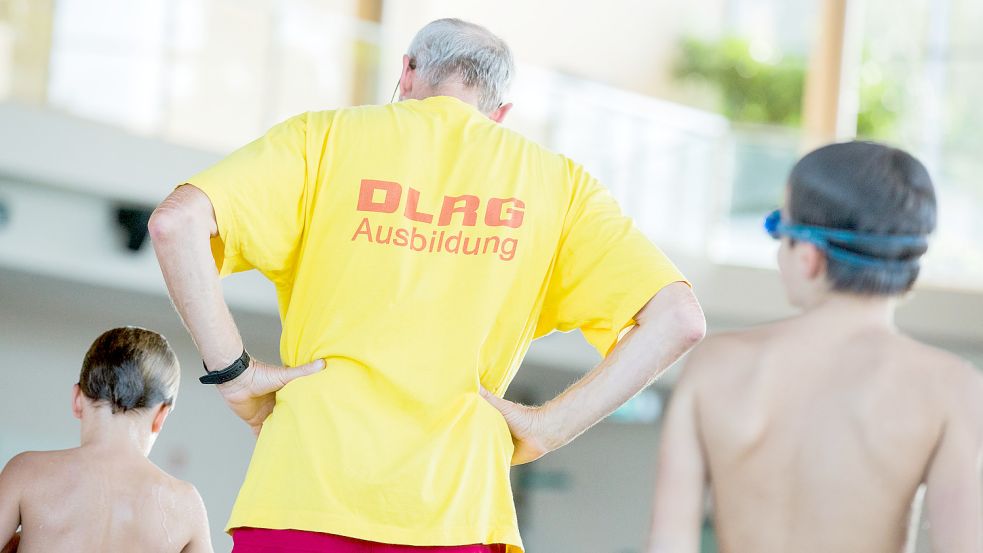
[199,350,250,385]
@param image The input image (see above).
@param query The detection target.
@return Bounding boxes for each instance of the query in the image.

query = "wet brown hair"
[79,327,180,414]
[788,141,936,295]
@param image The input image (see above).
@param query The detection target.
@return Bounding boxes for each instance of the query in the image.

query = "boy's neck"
[80,407,154,457]
[804,292,898,330]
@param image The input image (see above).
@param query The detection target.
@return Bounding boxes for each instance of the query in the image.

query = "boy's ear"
[794,241,827,281]
[151,404,171,434]
[72,384,83,420]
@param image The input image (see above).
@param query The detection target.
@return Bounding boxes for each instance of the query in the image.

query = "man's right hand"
[216,358,325,435]
[150,185,327,435]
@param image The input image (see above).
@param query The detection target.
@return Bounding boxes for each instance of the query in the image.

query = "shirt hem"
[226,510,524,553]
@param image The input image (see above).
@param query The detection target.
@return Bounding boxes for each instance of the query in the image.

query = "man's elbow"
[675,300,707,349]
[654,282,707,348]
[147,206,184,245]
[637,282,707,349]
[148,188,210,245]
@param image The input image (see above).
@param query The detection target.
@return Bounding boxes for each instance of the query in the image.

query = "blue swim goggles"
[764,209,927,269]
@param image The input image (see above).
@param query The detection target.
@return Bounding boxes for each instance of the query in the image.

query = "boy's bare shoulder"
[925,346,983,417]
[0,450,80,502]
[165,476,210,540]
[700,324,780,350]
[680,321,787,382]
[890,331,959,363]
[2,449,78,478]
[890,334,983,421]
[0,452,35,482]
[893,334,982,386]
[939,357,983,434]
[172,478,207,521]
[146,462,207,514]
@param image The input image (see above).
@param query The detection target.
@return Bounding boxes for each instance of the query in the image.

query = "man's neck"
[423,82,482,112]
[80,408,153,457]
[804,293,898,331]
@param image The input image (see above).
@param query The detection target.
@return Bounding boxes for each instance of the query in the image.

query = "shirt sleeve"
[536,161,689,357]
[184,113,317,283]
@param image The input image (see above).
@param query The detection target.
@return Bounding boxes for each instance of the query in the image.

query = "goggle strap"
[764,209,926,270]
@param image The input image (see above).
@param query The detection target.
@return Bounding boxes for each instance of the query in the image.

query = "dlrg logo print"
[351,179,524,261]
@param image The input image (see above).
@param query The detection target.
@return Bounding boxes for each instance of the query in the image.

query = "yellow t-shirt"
[188,96,686,552]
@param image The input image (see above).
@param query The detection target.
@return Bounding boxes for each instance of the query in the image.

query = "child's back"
[0,327,213,553]
[5,447,209,553]
[649,142,983,553]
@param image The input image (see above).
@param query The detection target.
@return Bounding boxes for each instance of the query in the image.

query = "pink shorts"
[231,528,507,553]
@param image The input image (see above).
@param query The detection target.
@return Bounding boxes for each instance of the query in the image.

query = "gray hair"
[406,18,514,113]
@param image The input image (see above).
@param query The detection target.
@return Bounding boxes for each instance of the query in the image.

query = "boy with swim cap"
[0,327,213,553]
[649,141,983,553]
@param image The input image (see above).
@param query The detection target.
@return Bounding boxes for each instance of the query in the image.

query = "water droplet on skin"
[156,486,174,545]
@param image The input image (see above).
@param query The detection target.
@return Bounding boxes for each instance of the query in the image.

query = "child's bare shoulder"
[167,476,209,539]
[158,474,212,551]
[0,452,35,484]
[891,334,979,382]
[0,450,74,501]
[684,322,784,371]
[2,449,78,479]
[146,463,208,518]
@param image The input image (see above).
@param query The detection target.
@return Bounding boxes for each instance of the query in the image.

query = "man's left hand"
[480,387,555,465]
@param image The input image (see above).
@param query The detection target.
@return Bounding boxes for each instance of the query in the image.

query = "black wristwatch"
[200,350,250,385]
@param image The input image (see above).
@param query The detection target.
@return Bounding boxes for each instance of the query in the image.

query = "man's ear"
[151,404,172,434]
[488,102,513,124]
[72,384,83,420]
[398,54,416,99]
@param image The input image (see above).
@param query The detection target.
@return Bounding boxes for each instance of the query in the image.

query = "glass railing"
[45,0,381,152]
[508,67,732,256]
[2,0,981,290]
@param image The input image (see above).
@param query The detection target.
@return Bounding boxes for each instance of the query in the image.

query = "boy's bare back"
[652,313,983,553]
[1,446,210,553]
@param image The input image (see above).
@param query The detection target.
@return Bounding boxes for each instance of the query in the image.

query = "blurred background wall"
[0,0,981,551]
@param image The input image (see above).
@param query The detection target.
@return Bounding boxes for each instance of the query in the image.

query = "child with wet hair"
[0,327,213,553]
[649,142,983,553]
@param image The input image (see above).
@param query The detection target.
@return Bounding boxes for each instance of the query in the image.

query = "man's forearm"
[149,186,243,369]
[538,282,705,449]
[150,185,324,432]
